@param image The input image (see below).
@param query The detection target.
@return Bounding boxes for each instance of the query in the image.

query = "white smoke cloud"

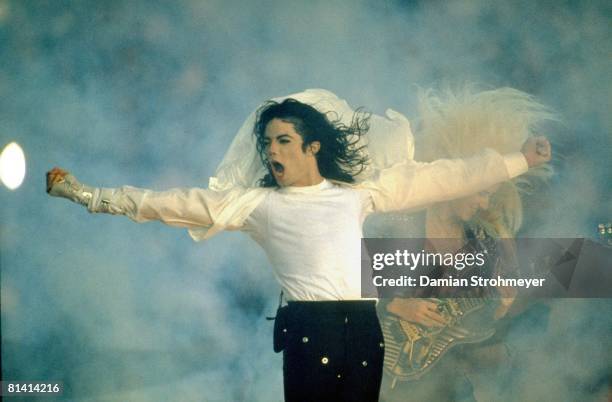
[1,0,610,400]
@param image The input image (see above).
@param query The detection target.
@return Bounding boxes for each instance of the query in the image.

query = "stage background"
[1,1,610,400]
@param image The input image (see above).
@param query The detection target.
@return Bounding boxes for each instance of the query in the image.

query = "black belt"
[286,300,376,314]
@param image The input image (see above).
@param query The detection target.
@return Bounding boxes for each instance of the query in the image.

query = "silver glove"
[48,174,95,207]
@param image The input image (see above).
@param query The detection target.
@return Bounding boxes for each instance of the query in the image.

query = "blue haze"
[1,0,610,400]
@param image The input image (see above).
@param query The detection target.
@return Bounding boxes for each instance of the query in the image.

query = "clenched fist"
[46,167,93,207]
[46,167,69,193]
[521,136,552,168]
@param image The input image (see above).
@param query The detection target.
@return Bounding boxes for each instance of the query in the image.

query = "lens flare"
[0,142,26,190]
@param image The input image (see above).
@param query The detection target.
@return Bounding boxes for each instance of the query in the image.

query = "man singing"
[46,89,551,401]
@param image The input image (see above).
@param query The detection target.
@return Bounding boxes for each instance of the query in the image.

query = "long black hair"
[254,98,370,187]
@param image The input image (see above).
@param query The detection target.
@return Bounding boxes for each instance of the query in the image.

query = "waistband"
[287,300,377,314]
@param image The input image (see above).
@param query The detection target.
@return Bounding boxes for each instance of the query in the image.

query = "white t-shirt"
[242,180,371,301]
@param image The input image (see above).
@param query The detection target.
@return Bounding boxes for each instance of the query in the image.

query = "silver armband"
[94,196,125,215]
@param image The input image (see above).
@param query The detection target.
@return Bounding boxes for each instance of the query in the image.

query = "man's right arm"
[46,167,216,229]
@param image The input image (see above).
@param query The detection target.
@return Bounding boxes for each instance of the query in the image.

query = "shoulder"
[327,180,367,198]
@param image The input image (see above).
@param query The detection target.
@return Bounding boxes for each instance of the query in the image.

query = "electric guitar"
[380,296,498,387]
[381,230,506,387]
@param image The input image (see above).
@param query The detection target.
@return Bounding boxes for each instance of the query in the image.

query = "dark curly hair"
[254,98,370,187]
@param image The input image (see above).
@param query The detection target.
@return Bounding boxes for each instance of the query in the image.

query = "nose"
[267,141,278,157]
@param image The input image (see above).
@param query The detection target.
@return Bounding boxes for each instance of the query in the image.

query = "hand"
[46,167,93,206]
[46,167,69,193]
[386,298,447,328]
[521,136,551,168]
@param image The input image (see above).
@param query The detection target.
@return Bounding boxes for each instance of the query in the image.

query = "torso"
[242,180,373,301]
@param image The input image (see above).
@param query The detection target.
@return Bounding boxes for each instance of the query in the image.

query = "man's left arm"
[365,136,551,213]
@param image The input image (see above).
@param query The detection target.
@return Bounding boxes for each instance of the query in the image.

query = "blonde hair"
[418,86,557,236]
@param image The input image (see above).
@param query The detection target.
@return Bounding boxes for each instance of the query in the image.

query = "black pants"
[282,301,384,402]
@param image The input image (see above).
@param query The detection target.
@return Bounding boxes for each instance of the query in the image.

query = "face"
[263,118,321,187]
[449,184,500,221]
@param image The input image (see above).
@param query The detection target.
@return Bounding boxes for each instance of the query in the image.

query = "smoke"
[1,0,610,400]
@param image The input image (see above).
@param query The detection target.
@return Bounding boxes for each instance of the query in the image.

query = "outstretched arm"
[46,167,215,228]
[365,137,551,213]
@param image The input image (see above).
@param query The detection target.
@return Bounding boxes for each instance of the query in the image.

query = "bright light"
[0,142,26,190]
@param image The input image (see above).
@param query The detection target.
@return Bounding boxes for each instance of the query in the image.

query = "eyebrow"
[265,133,292,140]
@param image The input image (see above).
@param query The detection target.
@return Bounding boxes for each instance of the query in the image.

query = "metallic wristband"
[48,174,95,208]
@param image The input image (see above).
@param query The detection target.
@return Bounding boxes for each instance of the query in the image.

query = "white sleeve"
[87,185,269,241]
[503,152,529,178]
[88,186,230,228]
[362,149,528,213]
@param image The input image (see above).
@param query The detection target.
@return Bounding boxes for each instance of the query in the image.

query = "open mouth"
[270,161,285,175]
